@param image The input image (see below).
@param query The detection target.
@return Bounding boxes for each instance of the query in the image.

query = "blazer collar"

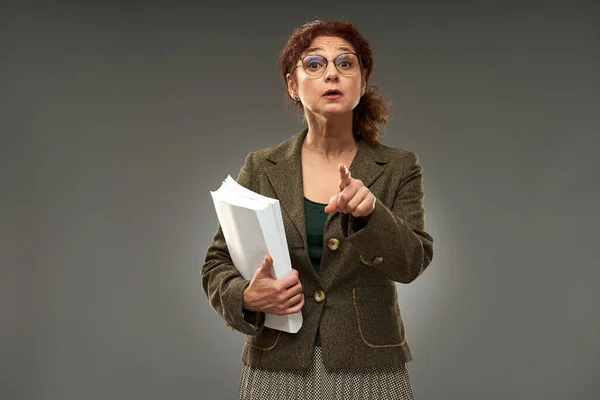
[264,128,389,248]
[265,128,389,165]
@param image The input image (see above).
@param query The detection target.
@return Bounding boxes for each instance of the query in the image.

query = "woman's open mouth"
[323,89,343,100]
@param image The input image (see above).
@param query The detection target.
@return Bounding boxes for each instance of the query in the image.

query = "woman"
[202,19,434,399]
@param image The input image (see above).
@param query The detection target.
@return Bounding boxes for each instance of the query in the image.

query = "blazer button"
[327,238,339,251]
[372,256,383,265]
[314,290,325,303]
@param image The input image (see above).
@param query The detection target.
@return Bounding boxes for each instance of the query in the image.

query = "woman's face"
[288,36,366,118]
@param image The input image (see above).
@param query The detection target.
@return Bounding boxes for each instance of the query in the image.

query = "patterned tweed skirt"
[238,346,415,400]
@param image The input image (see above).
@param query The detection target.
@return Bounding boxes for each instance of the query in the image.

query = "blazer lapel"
[348,139,388,188]
[265,130,308,249]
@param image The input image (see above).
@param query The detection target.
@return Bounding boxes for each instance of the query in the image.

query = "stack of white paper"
[210,175,303,334]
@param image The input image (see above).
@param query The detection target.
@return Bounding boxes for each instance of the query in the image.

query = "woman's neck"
[304,112,357,158]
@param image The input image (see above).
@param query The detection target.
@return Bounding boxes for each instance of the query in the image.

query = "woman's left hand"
[324,163,376,218]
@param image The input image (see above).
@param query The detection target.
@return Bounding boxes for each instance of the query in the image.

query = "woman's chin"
[315,105,353,117]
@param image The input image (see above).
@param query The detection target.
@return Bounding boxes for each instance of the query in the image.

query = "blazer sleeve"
[341,151,434,283]
[201,152,266,335]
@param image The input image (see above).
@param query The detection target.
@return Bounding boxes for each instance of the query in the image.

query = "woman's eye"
[304,56,325,70]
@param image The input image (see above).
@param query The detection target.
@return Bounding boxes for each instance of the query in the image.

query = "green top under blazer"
[304,196,329,347]
[202,128,434,371]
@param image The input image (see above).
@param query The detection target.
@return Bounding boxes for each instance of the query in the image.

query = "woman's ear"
[286,73,297,100]
[361,77,367,97]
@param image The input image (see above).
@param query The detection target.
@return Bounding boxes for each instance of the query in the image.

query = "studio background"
[2,1,599,399]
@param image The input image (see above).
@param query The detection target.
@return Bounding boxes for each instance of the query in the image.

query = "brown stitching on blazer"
[359,254,372,266]
[352,288,407,348]
[244,331,282,351]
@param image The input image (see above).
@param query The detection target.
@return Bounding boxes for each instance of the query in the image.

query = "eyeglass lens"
[301,53,359,76]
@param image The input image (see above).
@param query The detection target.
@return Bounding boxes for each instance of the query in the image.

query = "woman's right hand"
[242,254,304,315]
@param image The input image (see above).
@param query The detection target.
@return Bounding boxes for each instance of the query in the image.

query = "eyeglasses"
[296,52,360,77]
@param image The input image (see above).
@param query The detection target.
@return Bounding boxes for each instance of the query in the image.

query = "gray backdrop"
[2,1,599,399]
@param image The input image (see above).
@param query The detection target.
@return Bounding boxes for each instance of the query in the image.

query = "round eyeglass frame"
[295,52,361,77]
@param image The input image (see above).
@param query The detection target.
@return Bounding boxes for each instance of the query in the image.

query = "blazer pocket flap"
[353,286,406,347]
[245,327,281,351]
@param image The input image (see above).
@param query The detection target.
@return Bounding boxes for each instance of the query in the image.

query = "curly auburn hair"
[278,20,389,145]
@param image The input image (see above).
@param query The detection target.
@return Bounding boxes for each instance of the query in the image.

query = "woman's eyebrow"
[303,46,354,55]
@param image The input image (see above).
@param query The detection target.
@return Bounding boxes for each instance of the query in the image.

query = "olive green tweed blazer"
[202,128,434,371]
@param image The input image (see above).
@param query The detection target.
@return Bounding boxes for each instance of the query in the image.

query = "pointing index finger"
[339,163,352,190]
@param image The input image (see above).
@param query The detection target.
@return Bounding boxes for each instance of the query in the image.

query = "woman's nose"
[323,62,339,82]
